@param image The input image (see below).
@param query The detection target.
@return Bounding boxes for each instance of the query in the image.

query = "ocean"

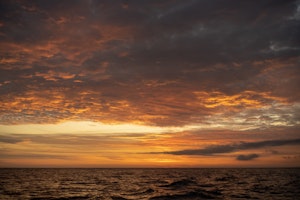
[0,168,299,200]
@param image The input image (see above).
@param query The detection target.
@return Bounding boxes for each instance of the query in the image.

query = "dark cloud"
[0,153,70,159]
[157,138,300,155]
[236,154,259,161]
[0,135,23,144]
[0,0,299,126]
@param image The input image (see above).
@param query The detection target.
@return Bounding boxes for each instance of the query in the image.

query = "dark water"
[1,168,299,200]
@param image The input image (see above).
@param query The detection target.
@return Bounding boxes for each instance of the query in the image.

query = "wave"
[149,189,221,200]
[132,188,155,195]
[111,196,128,200]
[30,195,91,200]
[159,179,197,188]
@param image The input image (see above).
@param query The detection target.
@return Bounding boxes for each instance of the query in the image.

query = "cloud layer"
[0,0,299,127]
[158,138,300,155]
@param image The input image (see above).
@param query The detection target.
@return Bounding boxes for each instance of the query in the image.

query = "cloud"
[266,149,280,155]
[157,138,300,155]
[236,154,259,161]
[0,0,299,127]
[0,133,146,147]
[0,153,70,160]
[0,135,23,144]
[283,155,300,160]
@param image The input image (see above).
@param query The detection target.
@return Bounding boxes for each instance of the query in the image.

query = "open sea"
[0,168,299,200]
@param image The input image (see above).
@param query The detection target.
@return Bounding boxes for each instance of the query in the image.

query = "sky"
[0,0,300,168]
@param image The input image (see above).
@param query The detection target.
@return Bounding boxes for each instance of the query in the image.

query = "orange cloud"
[194,90,287,109]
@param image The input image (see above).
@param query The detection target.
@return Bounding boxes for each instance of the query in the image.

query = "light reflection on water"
[0,168,299,199]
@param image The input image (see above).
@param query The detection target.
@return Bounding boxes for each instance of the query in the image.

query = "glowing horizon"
[0,120,200,135]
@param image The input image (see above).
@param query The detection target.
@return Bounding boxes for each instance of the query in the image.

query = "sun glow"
[0,120,199,135]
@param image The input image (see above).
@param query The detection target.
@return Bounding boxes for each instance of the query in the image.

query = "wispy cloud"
[153,138,300,155]
[236,154,259,161]
[0,135,23,144]
[0,153,70,160]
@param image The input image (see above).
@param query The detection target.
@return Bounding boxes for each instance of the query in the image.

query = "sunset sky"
[0,0,300,168]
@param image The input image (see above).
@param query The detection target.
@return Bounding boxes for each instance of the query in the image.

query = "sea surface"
[0,168,299,200]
